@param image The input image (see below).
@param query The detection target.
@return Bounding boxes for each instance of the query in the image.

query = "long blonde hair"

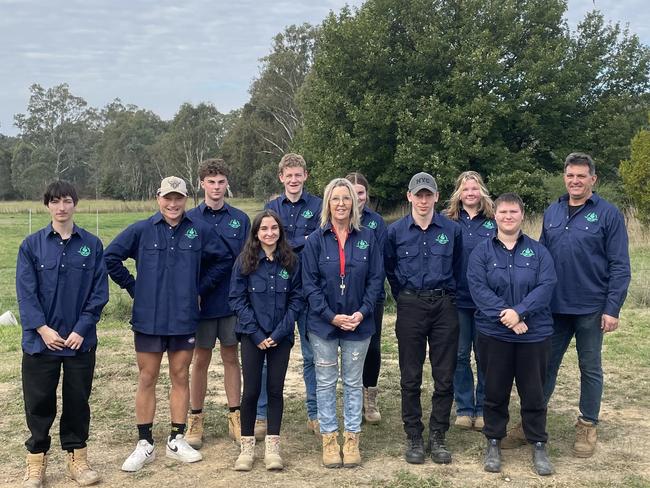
[320,178,361,231]
[444,171,495,221]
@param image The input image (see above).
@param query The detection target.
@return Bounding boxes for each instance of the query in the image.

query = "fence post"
[29,209,32,235]
[96,209,99,237]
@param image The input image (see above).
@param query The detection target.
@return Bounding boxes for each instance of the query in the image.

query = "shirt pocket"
[248,276,268,293]
[141,241,165,268]
[352,245,370,264]
[514,257,539,291]
[36,259,58,292]
[486,261,509,294]
[178,238,202,252]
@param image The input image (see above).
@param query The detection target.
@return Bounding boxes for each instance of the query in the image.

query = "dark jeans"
[22,349,96,454]
[478,333,550,443]
[543,312,603,424]
[363,301,384,388]
[240,335,292,436]
[395,292,459,438]
[453,307,484,416]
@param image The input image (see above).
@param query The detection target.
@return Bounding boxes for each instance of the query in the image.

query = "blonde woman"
[444,171,495,431]
[301,178,384,468]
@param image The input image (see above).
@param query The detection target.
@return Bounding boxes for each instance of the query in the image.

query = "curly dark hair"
[239,209,297,276]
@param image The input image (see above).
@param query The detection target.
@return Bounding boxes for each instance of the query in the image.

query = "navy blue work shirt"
[265,191,322,252]
[361,206,387,301]
[302,223,384,341]
[229,251,303,346]
[16,224,109,355]
[539,193,631,317]
[455,210,496,309]
[384,212,463,299]
[187,202,250,319]
[467,234,557,343]
[104,212,233,335]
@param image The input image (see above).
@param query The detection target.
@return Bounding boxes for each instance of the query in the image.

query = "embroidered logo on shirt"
[185,228,198,239]
[301,210,314,219]
[436,233,449,245]
[78,245,91,257]
[521,248,535,257]
[279,269,289,280]
[356,240,369,250]
[228,219,241,229]
[482,220,495,229]
[585,212,598,223]
[367,220,378,230]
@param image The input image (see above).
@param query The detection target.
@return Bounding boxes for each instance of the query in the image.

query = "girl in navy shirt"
[229,210,302,471]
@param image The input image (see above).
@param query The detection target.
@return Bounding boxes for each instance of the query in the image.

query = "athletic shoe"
[165,434,202,463]
[122,440,155,472]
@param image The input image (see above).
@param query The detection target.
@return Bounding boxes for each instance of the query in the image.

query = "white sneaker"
[122,439,155,472]
[166,434,202,463]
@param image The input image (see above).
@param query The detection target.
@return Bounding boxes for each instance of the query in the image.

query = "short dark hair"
[564,152,595,176]
[43,180,78,206]
[199,158,230,180]
[494,192,524,212]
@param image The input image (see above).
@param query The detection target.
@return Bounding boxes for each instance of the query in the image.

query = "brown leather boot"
[23,452,46,488]
[573,418,597,458]
[228,410,241,442]
[501,422,527,449]
[66,448,100,486]
[342,431,361,467]
[363,387,381,424]
[185,412,205,449]
[322,432,342,468]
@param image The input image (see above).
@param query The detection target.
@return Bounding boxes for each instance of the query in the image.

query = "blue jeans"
[311,334,371,434]
[453,308,484,417]
[256,309,318,421]
[543,312,604,424]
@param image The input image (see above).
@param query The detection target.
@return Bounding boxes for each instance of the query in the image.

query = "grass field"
[0,200,649,487]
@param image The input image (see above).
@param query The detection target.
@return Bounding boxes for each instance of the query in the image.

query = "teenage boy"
[17,180,108,487]
[384,172,463,465]
[185,159,250,448]
[105,176,232,472]
[264,153,322,434]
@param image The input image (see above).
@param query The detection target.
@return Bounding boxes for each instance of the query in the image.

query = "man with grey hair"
[384,172,463,465]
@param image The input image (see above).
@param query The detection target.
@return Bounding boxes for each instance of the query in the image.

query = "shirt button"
[82,264,86,267]
[63,252,66,255]
[271,287,274,290]
[59,242,63,245]
[526,263,530,266]
[326,256,330,259]
[509,264,512,268]
[364,256,367,260]
[493,263,497,266]
[405,252,409,255]
[585,226,589,230]
[469,233,472,236]
[171,247,174,250]
[270,275,274,278]
[40,264,44,268]
[61,264,65,267]
[565,227,569,230]
[189,245,192,248]
[154,244,158,247]
[171,236,174,239]
[252,287,255,290]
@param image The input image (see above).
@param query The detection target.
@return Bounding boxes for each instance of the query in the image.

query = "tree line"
[1,0,649,214]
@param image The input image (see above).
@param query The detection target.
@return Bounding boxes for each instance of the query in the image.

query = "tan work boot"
[228,410,241,442]
[254,419,267,441]
[66,448,100,486]
[234,436,255,471]
[454,415,474,430]
[264,435,283,470]
[321,432,342,468]
[342,431,361,467]
[363,387,381,424]
[307,418,322,438]
[186,412,205,449]
[501,421,527,449]
[23,452,46,488]
[573,418,597,458]
[473,416,485,431]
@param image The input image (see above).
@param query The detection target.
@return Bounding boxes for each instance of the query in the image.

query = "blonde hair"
[278,153,307,175]
[444,171,495,220]
[320,178,361,231]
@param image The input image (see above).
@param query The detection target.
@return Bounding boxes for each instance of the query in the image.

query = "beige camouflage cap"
[157,176,188,197]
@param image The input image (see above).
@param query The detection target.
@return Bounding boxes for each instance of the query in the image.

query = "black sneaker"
[532,442,554,476]
[484,438,501,473]
[404,436,425,464]
[429,430,452,464]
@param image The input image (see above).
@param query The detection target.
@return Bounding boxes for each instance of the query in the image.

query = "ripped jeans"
[310,334,371,434]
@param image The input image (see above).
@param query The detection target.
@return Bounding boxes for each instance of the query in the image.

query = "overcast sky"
[1,0,648,136]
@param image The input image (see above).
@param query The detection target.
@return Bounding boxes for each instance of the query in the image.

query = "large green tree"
[297,0,650,208]
[620,123,650,224]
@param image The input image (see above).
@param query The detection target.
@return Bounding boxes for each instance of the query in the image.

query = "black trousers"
[240,335,292,436]
[395,293,459,438]
[22,349,96,454]
[363,301,384,388]
[478,333,550,443]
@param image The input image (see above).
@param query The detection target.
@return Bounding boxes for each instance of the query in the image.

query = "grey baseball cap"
[408,172,438,194]
[157,176,188,197]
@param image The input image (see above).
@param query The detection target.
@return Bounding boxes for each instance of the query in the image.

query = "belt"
[402,288,447,298]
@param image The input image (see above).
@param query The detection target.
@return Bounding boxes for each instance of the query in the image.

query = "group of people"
[16,151,630,486]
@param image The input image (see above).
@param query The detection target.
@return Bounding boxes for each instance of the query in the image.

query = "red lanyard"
[332,227,346,294]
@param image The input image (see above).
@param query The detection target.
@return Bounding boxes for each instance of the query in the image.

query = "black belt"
[402,288,448,298]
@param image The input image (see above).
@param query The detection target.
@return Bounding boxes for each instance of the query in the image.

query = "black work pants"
[478,333,550,443]
[22,349,96,454]
[363,301,384,388]
[395,293,459,438]
[240,335,292,436]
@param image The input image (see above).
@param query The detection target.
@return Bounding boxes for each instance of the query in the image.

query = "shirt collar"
[152,211,192,226]
[406,212,438,230]
[559,192,599,206]
[493,231,525,248]
[200,201,230,214]
[45,222,81,238]
[282,191,306,205]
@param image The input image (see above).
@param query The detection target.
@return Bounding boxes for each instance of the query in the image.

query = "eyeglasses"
[330,196,353,204]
